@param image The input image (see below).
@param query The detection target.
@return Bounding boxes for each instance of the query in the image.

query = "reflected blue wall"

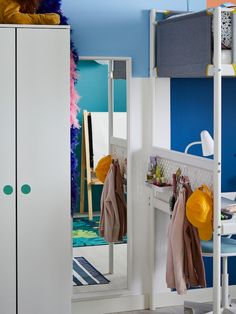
[76,60,126,213]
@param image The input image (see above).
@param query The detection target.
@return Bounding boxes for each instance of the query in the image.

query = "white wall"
[129,78,153,294]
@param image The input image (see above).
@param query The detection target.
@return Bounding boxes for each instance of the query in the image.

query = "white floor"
[111,307,190,314]
[73,243,127,294]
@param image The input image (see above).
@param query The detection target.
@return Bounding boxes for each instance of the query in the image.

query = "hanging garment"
[183,185,206,289]
[166,188,187,295]
[113,160,127,240]
[100,164,120,243]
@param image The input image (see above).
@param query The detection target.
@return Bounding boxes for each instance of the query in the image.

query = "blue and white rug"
[73,257,110,286]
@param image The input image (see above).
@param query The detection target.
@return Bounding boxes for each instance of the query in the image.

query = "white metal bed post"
[213,7,222,314]
[108,60,114,275]
[150,9,157,78]
[150,9,157,310]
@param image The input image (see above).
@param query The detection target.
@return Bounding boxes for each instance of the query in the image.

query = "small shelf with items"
[146,155,171,186]
[146,155,181,211]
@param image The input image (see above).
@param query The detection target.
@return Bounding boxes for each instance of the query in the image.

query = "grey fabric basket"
[113,61,126,80]
[156,11,213,77]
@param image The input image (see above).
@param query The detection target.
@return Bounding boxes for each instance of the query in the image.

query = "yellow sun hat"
[186,184,213,241]
[95,155,112,183]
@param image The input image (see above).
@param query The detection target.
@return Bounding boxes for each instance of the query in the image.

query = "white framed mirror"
[72,57,131,296]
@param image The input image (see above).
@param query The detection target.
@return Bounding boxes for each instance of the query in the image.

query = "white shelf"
[153,185,172,194]
[153,198,172,215]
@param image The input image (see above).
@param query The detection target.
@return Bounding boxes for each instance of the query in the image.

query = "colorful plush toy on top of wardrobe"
[0,0,60,24]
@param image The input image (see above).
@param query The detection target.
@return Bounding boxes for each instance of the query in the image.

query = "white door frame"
[73,56,133,301]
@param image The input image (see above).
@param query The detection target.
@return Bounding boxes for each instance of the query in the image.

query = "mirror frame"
[74,56,132,298]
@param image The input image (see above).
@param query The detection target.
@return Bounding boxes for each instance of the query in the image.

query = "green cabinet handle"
[21,184,31,195]
[3,185,13,195]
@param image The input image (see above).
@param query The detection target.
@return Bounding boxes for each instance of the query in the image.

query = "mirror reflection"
[72,58,129,294]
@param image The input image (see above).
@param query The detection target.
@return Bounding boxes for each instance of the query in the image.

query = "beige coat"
[100,164,120,243]
[166,186,206,294]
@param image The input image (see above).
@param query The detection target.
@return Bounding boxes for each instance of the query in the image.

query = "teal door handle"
[21,184,31,195]
[3,185,13,195]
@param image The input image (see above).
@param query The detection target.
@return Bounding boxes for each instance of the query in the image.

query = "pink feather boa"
[70,54,80,128]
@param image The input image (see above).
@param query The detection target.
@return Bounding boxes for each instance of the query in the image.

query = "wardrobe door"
[0,28,16,314]
[17,28,71,314]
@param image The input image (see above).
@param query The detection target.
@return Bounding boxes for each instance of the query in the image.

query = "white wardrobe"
[0,25,72,314]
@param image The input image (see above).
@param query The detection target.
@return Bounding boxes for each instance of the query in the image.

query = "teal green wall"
[76,60,126,213]
[114,80,127,112]
[77,61,109,117]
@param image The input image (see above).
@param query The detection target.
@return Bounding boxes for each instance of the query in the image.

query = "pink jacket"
[166,188,187,295]
[100,164,120,242]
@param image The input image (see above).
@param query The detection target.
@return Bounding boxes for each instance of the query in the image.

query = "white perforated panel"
[111,143,127,175]
[157,156,213,191]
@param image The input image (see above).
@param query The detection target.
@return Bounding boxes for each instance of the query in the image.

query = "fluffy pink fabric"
[70,53,80,128]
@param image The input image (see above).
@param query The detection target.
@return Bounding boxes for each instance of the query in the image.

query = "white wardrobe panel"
[17,28,71,314]
[0,28,16,314]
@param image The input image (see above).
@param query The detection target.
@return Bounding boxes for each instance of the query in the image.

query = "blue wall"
[61,0,196,77]
[189,0,206,11]
[171,78,236,286]
[171,78,236,193]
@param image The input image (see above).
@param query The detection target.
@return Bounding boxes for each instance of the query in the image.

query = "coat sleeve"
[3,2,60,25]
[168,190,187,295]
[99,181,106,238]
[172,191,187,295]
[99,167,120,243]
[166,217,176,289]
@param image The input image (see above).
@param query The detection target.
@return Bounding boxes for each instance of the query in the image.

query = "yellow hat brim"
[95,155,112,183]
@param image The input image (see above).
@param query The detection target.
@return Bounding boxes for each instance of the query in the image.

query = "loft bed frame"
[149,6,234,314]
[150,7,236,78]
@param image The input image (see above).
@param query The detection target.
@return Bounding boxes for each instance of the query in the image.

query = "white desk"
[221,215,236,235]
[147,184,236,310]
[221,195,236,235]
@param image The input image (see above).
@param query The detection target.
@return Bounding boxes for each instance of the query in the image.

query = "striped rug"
[73,257,110,286]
